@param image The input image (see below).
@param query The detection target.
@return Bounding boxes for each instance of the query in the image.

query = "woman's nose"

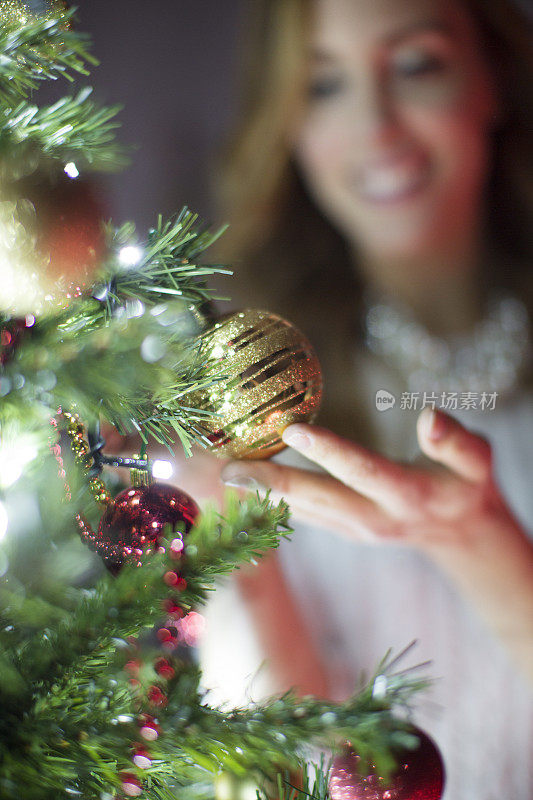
[352,77,399,145]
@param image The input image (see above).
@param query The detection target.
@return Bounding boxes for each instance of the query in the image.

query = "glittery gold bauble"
[191,309,322,459]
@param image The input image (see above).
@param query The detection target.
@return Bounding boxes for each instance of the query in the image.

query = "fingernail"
[427,408,447,441]
[282,426,312,451]
[221,471,267,492]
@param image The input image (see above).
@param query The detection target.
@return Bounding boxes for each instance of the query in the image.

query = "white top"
[200,349,533,800]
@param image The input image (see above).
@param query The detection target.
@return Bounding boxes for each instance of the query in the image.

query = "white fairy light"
[152,460,173,480]
[119,245,144,268]
[64,161,80,179]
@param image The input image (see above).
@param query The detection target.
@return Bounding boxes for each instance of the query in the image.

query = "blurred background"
[63,0,533,232]
[73,0,245,230]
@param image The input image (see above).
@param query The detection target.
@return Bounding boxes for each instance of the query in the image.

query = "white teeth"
[356,156,429,202]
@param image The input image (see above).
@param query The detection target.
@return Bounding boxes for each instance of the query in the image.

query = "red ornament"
[4,174,108,314]
[24,174,106,289]
[94,482,199,572]
[328,727,445,800]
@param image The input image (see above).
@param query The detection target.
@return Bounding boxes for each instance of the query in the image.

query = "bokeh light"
[63,162,80,179]
[0,435,38,488]
[152,459,173,480]
[119,245,144,268]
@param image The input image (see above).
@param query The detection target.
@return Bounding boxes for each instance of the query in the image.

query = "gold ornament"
[190,309,322,459]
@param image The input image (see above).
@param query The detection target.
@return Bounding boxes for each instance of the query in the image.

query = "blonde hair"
[217,0,533,437]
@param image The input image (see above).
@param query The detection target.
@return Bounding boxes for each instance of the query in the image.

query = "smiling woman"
[205,0,533,797]
[294,1,498,269]
[219,0,533,369]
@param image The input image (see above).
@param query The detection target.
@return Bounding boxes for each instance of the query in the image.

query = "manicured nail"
[427,408,447,441]
[221,471,267,492]
[282,426,312,451]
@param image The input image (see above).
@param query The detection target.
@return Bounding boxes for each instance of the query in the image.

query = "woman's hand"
[221,408,533,682]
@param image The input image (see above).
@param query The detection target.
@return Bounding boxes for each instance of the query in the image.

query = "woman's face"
[292,0,499,264]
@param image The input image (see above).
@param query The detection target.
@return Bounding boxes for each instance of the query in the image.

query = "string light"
[64,161,79,179]
[119,245,144,268]
[151,460,173,480]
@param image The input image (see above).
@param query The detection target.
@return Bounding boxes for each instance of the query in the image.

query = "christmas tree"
[0,4,439,799]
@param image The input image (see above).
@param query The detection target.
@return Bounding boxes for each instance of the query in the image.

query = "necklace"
[364,294,531,395]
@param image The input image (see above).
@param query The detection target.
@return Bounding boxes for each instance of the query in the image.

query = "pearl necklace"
[364,294,531,395]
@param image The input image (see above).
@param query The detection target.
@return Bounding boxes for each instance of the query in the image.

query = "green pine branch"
[0,471,430,800]
[0,491,294,800]
[187,661,428,780]
[97,210,231,318]
[0,208,231,452]
[0,7,95,104]
[0,310,188,433]
[0,492,290,710]
[185,491,292,580]
[265,762,331,800]
[0,88,126,177]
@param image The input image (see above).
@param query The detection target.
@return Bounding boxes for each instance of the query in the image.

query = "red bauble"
[328,727,445,800]
[20,174,107,286]
[38,176,106,292]
[95,482,199,572]
[2,174,107,315]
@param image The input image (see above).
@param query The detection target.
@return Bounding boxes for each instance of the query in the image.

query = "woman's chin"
[347,226,443,264]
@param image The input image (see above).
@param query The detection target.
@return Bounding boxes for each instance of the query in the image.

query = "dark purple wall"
[74,1,244,232]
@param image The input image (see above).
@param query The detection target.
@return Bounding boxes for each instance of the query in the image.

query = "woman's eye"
[393,52,446,78]
[307,75,345,99]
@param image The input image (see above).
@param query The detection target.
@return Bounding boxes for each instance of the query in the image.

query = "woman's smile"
[352,147,432,205]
